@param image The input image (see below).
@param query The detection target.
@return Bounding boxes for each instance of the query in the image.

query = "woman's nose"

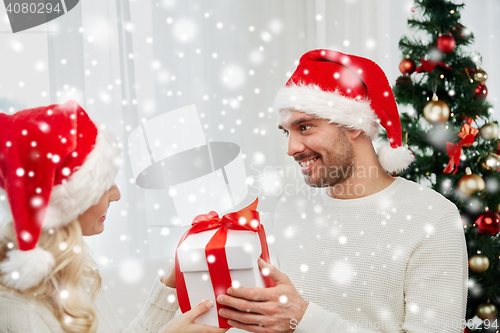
[110,185,121,202]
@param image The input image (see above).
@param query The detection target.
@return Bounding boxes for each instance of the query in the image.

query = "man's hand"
[216,258,309,332]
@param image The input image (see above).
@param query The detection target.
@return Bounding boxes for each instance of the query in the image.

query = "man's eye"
[282,130,289,137]
[300,125,312,131]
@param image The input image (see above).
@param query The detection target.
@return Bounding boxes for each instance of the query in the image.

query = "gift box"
[175,198,274,328]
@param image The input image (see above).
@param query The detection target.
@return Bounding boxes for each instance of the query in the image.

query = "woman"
[0,101,228,333]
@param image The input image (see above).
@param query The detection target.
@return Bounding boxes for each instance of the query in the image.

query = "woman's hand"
[159,300,229,333]
[161,261,176,288]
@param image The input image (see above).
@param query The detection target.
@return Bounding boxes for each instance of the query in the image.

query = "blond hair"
[0,220,102,333]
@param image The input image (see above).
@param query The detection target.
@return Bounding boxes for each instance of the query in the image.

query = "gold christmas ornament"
[469,254,490,273]
[458,167,485,196]
[479,123,499,141]
[478,153,500,174]
[473,68,488,84]
[423,94,450,124]
[476,303,498,321]
[496,203,500,214]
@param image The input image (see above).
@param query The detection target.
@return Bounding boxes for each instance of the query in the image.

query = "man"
[216,49,468,332]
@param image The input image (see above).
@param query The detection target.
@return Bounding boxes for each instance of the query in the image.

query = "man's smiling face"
[278,109,355,187]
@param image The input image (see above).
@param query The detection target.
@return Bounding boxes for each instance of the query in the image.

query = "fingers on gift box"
[175,198,274,328]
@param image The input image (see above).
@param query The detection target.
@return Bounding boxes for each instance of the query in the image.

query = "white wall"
[0,1,498,331]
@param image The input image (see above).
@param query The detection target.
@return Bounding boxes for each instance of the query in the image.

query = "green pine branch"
[393,0,500,324]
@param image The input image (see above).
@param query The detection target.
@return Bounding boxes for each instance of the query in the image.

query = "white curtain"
[0,0,498,327]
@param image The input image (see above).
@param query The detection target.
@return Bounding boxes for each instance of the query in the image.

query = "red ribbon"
[415,59,452,73]
[443,119,479,174]
[175,198,274,328]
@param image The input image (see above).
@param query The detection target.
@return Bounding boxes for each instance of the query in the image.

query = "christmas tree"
[392,0,500,331]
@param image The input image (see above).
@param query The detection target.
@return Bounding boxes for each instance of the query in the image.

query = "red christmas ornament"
[415,59,452,73]
[399,58,416,75]
[437,34,456,53]
[474,83,488,100]
[475,211,500,236]
[451,24,471,41]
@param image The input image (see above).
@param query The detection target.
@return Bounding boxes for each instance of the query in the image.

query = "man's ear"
[349,129,364,140]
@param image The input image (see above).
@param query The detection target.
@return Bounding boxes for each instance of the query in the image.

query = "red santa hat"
[0,100,121,291]
[273,49,415,174]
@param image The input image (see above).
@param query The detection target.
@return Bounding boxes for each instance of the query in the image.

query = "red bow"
[415,59,452,73]
[175,198,274,328]
[443,118,479,174]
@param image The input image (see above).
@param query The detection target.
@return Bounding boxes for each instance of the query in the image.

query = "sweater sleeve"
[293,205,468,333]
[0,303,54,333]
[117,277,180,333]
[90,275,180,333]
[401,205,468,332]
[294,302,382,333]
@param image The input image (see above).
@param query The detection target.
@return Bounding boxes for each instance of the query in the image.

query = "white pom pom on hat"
[273,49,415,174]
[0,247,55,291]
[0,100,120,291]
[378,143,416,175]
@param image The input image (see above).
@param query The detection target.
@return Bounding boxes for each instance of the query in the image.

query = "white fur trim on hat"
[273,83,380,139]
[43,128,121,230]
[0,246,55,291]
[378,143,415,174]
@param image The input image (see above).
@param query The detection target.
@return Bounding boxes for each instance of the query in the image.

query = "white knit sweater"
[0,275,180,332]
[273,176,468,333]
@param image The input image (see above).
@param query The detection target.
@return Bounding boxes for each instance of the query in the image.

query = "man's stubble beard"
[304,128,356,188]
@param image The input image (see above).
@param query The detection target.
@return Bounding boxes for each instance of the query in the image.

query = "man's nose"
[287,134,305,157]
